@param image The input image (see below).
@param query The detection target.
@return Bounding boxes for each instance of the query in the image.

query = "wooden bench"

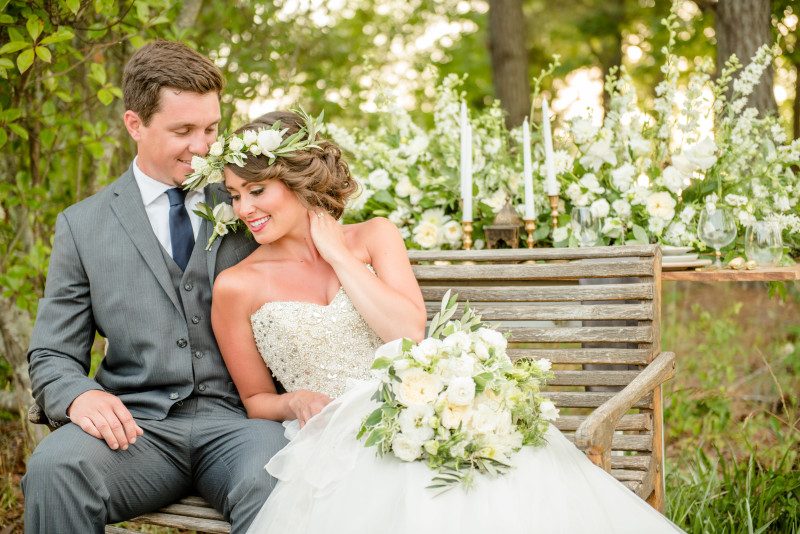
[31,244,675,532]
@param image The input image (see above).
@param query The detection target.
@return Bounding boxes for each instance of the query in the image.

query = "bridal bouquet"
[358,292,557,491]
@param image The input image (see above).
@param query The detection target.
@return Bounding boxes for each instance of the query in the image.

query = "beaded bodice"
[250,287,384,399]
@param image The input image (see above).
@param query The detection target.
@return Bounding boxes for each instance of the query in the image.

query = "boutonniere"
[193,200,245,250]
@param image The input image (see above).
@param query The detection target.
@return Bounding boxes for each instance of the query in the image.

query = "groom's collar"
[132,156,205,208]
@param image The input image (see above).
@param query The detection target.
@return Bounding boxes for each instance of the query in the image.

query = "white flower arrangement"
[358,291,555,492]
[182,107,324,248]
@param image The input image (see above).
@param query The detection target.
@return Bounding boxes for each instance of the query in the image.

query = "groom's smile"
[124,88,221,187]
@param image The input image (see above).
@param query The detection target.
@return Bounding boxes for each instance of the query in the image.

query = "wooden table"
[662,264,800,282]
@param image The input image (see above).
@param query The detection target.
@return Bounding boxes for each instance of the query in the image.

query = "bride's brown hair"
[228,111,358,219]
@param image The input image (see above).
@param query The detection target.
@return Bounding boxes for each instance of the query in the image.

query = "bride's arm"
[211,269,331,425]
[310,213,426,342]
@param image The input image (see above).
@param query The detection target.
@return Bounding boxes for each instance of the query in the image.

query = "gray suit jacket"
[28,166,258,423]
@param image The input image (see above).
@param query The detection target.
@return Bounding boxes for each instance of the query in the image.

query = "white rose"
[368,169,392,190]
[420,208,446,227]
[207,169,223,184]
[685,136,718,170]
[612,199,631,218]
[375,338,404,361]
[391,434,422,462]
[398,404,435,442]
[395,175,414,198]
[441,220,463,245]
[536,358,552,372]
[646,192,676,221]
[242,129,258,146]
[209,141,224,157]
[229,136,245,152]
[590,198,610,219]
[539,400,559,421]
[477,327,507,352]
[671,154,697,174]
[444,355,476,381]
[442,331,471,355]
[394,368,443,406]
[566,183,589,207]
[578,173,604,194]
[410,338,441,365]
[212,202,236,223]
[580,138,617,171]
[257,129,284,156]
[610,163,636,191]
[552,226,569,243]
[446,377,476,406]
[662,166,688,194]
[570,118,599,145]
[413,221,439,249]
[440,402,469,430]
[465,403,500,435]
[191,155,209,174]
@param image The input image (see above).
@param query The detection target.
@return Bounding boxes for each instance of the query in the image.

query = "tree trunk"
[175,0,205,33]
[0,297,48,446]
[488,0,530,128]
[716,0,776,114]
[794,59,800,141]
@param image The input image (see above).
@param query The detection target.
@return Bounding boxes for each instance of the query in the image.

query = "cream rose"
[394,368,443,406]
[391,434,422,462]
[446,377,476,406]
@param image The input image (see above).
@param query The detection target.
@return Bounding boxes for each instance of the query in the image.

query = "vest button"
[183,283,193,291]
[198,384,207,392]
[177,338,188,348]
[169,392,179,400]
[194,351,203,359]
[191,315,201,324]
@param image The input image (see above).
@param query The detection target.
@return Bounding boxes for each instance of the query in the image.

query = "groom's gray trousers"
[22,170,286,533]
[23,397,286,533]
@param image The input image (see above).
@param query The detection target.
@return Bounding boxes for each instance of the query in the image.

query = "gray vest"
[159,234,243,409]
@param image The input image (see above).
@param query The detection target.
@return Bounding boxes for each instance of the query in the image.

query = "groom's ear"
[124,110,144,142]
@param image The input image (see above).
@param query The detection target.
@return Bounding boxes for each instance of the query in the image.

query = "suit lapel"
[110,170,183,313]
[204,185,223,285]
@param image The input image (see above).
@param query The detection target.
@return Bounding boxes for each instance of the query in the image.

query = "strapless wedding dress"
[246,288,684,534]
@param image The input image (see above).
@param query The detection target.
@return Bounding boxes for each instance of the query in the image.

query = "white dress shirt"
[132,157,205,258]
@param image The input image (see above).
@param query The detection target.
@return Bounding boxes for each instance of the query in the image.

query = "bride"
[202,110,684,533]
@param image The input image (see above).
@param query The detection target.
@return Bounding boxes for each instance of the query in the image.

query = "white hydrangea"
[611,163,636,192]
[590,198,610,219]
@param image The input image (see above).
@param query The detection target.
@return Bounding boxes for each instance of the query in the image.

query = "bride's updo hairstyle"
[228,111,357,220]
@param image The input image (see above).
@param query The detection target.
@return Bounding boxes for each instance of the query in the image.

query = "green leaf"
[0,14,13,24]
[632,224,649,244]
[97,88,113,105]
[86,141,104,158]
[40,28,75,45]
[129,35,145,49]
[64,0,80,14]
[90,62,106,85]
[0,41,31,55]
[0,128,6,150]
[26,17,43,42]
[7,27,25,42]
[34,46,51,63]
[0,58,12,68]
[8,123,27,139]
[370,356,392,370]
[16,48,34,73]
[362,407,383,427]
[3,108,21,122]
[363,428,385,447]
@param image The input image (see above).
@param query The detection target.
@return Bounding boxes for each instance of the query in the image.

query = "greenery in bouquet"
[358,291,557,492]
[556,11,800,258]
[331,75,552,250]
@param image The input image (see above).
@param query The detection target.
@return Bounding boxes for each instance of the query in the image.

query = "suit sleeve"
[28,211,105,422]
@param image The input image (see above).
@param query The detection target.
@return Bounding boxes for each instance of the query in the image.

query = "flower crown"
[183,107,324,191]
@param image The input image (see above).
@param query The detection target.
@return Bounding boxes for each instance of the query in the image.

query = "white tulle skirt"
[247,380,684,534]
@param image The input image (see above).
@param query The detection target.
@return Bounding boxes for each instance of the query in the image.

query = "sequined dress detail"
[250,287,383,399]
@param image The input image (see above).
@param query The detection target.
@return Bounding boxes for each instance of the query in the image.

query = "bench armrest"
[573,351,675,471]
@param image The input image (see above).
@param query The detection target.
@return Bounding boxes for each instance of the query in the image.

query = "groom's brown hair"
[123,40,224,126]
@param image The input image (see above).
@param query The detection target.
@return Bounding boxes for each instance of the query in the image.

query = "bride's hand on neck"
[308,210,351,267]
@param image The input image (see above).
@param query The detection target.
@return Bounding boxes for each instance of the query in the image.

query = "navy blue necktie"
[166,188,194,271]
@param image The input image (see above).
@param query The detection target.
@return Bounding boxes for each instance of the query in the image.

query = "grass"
[1,281,798,532]
[662,281,800,533]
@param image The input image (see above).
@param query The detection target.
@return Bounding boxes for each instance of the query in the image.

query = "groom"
[22,41,286,533]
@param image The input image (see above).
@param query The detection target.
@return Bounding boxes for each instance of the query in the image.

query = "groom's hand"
[67,390,144,450]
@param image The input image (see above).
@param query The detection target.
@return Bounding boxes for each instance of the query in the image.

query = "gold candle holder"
[462,221,473,250]
[549,195,559,229]
[524,219,536,248]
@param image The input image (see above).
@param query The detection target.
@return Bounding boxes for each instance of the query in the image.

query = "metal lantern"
[484,200,524,249]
